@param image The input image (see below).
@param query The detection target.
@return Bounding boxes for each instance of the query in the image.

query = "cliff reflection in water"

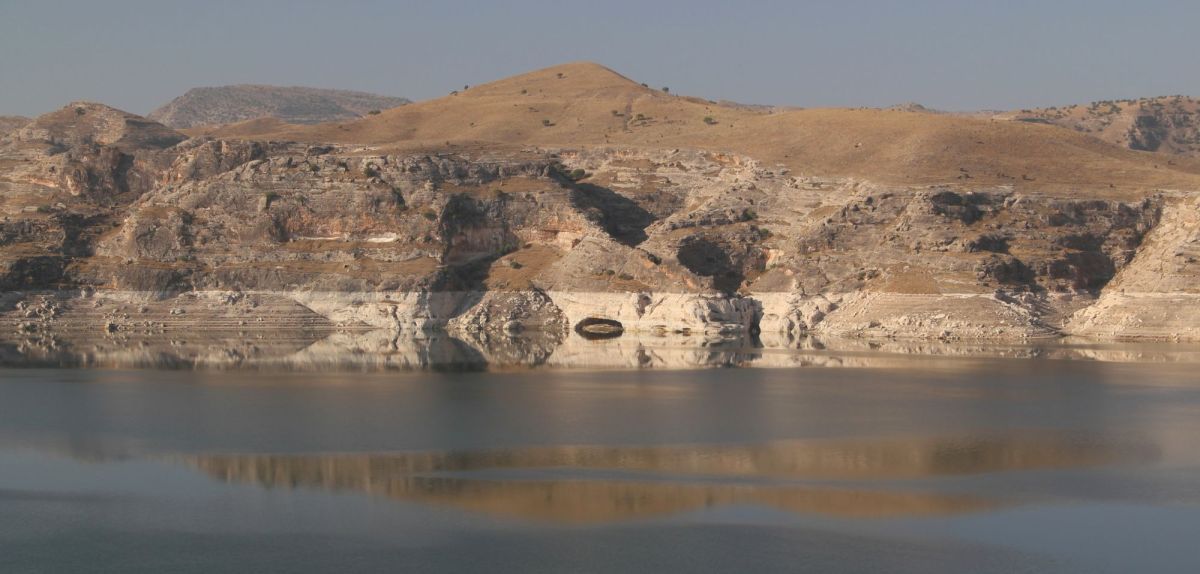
[182,433,1154,523]
[6,327,1200,371]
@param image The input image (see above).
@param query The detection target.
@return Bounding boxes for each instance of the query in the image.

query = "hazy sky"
[2,0,1198,118]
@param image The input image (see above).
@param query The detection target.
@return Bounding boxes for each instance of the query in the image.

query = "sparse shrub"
[662,86,670,93]
[635,113,647,121]
[508,260,523,269]
[549,163,588,181]
[556,72,564,79]
[617,272,633,280]
[603,269,616,276]
[367,109,381,115]
[542,118,554,127]
[422,210,438,221]
[741,208,758,221]
[703,116,717,125]
[74,107,86,116]
[520,89,527,95]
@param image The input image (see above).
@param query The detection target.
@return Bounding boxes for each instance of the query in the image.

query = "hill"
[148,85,410,128]
[12,101,185,150]
[199,62,1200,193]
[4,63,1200,352]
[997,96,1200,157]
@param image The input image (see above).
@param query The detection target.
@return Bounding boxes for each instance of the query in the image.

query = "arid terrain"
[3,62,1200,366]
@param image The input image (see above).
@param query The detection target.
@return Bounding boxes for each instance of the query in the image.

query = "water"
[2,356,1199,573]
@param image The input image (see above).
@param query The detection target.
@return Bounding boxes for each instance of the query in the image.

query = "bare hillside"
[199,62,1200,193]
[148,85,409,128]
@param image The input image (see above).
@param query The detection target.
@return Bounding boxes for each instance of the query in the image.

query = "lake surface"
[2,355,1199,573]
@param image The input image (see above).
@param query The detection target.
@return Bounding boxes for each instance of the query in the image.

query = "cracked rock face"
[3,103,1200,343]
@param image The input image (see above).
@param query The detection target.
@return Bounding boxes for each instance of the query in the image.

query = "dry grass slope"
[200,62,1200,194]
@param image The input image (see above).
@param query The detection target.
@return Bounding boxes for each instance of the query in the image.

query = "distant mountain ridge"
[148,85,409,128]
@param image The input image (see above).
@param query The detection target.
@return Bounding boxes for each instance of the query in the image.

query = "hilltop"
[148,85,409,129]
[197,62,1200,193]
[998,96,1200,157]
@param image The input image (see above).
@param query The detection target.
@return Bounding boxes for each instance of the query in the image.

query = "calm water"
[2,357,1199,573]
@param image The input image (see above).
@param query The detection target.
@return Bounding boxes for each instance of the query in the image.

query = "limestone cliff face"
[1067,195,1200,340]
[2,102,1199,344]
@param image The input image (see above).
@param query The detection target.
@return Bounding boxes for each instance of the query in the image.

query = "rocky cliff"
[4,64,1200,354]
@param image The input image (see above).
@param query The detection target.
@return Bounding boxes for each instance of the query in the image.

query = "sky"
[2,0,1199,118]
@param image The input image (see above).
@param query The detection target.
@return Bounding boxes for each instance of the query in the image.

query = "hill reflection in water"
[180,432,1155,523]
